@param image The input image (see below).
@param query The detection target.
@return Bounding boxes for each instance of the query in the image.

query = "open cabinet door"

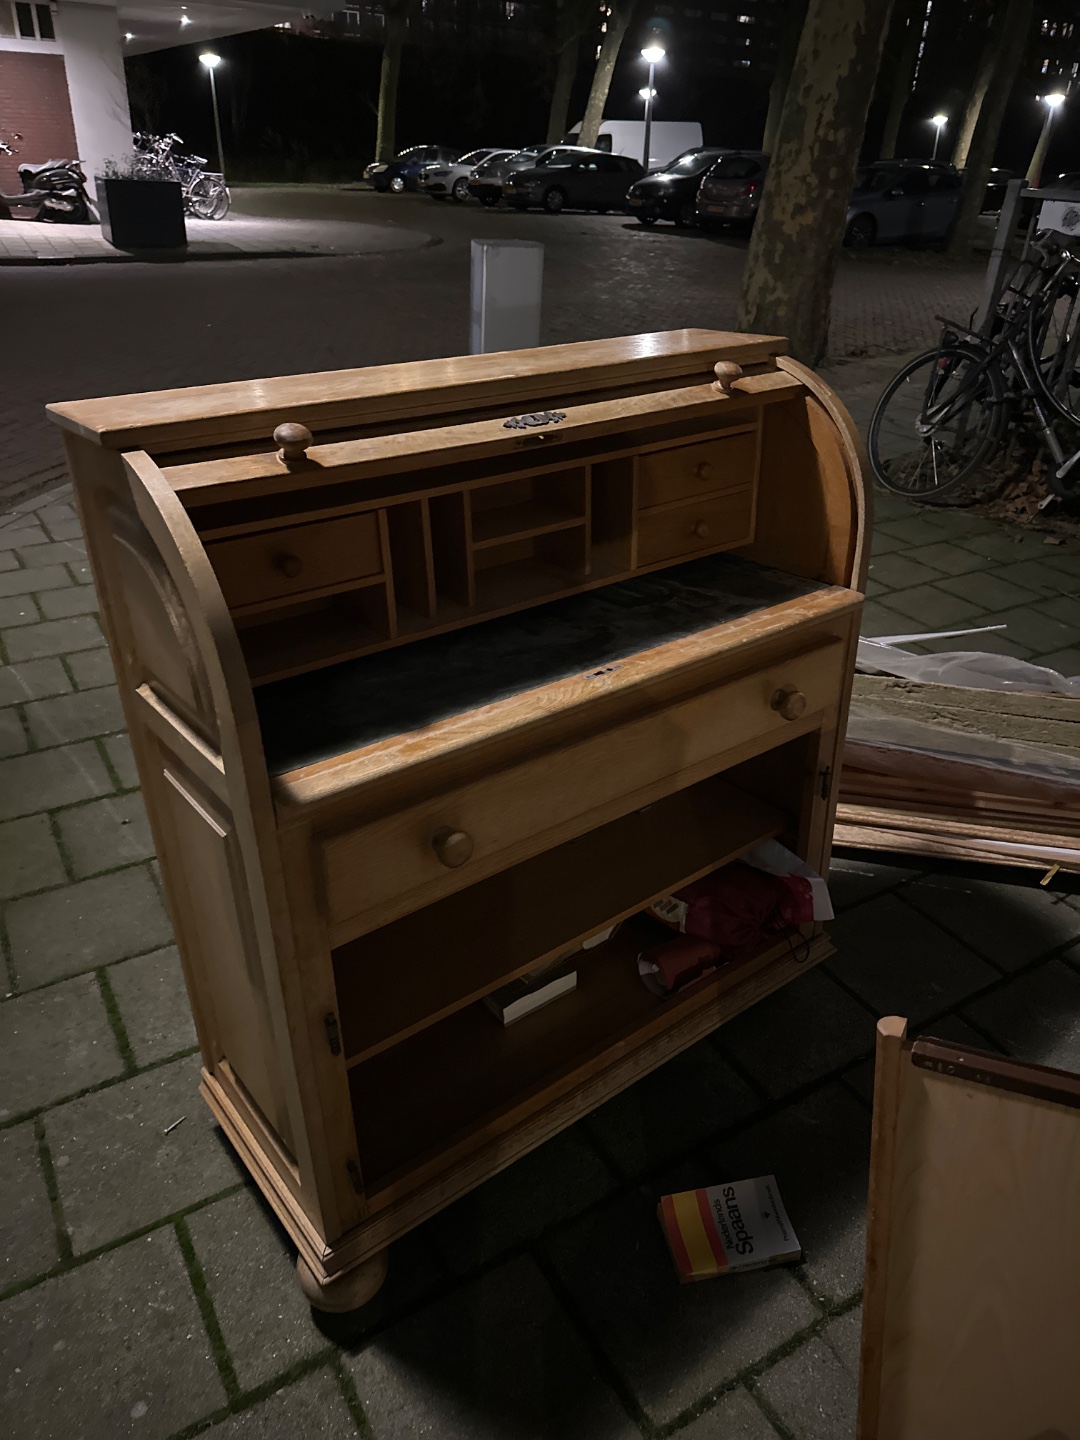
[858,1017,1080,1440]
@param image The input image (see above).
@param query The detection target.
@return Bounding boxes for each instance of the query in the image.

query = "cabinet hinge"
[346,1160,363,1194]
[324,1012,342,1056]
[819,765,833,801]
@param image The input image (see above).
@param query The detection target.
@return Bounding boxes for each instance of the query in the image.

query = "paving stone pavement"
[2,444,1080,1436]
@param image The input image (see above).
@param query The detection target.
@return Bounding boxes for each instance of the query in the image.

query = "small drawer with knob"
[635,487,755,568]
[206,511,384,613]
[637,430,757,510]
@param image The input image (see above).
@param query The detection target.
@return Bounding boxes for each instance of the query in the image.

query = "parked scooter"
[0,140,92,223]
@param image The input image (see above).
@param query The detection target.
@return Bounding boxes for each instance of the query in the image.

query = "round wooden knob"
[770,686,807,721]
[712,360,744,394]
[274,553,303,579]
[692,519,710,539]
[695,461,712,480]
[274,422,313,463]
[431,827,474,869]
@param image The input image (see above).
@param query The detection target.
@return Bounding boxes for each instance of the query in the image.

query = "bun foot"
[296,1248,389,1313]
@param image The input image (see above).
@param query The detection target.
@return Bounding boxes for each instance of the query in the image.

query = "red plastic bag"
[651,862,815,962]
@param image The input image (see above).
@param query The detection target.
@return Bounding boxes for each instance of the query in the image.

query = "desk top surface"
[256,555,837,778]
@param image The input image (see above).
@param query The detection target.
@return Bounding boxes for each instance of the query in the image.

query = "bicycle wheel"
[868,345,1006,500]
[188,174,230,220]
[1028,253,1080,424]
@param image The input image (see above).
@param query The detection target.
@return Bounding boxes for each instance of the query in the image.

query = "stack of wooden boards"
[837,674,1080,872]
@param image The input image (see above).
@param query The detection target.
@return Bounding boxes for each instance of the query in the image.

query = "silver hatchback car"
[844,161,962,246]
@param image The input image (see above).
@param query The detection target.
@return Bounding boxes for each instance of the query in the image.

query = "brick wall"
[0,51,79,196]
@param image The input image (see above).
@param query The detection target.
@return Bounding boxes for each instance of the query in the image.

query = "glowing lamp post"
[930,113,947,160]
[199,52,226,178]
[640,43,665,171]
[1027,91,1067,188]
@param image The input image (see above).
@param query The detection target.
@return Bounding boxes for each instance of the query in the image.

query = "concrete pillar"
[55,1,132,198]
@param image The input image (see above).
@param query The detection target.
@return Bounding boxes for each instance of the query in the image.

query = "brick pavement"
[0,186,984,514]
[2,476,1079,1438]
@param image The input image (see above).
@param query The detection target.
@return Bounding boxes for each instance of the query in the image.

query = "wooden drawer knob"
[274,553,304,579]
[770,686,807,721]
[275,422,313,463]
[692,519,710,539]
[712,360,744,394]
[695,460,712,480]
[431,827,474,868]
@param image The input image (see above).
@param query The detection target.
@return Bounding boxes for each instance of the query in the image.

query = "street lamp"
[930,113,947,161]
[640,42,665,172]
[1026,91,1068,188]
[199,52,226,179]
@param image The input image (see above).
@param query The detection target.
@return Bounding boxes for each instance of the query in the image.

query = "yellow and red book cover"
[658,1176,801,1283]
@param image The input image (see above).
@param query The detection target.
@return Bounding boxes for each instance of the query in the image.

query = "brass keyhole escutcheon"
[275,553,304,579]
[693,519,710,539]
[770,686,807,721]
[431,827,474,868]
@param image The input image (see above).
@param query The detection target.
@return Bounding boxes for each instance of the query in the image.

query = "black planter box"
[96,177,186,250]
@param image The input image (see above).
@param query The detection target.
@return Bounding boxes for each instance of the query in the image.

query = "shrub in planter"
[96,155,186,250]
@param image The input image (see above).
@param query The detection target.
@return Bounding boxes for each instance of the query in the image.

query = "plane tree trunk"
[948,0,1033,258]
[578,1,637,149]
[736,0,893,366]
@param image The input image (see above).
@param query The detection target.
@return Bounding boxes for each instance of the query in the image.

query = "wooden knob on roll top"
[712,361,744,394]
[274,422,313,464]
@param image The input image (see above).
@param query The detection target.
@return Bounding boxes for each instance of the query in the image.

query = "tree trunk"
[951,4,1004,169]
[879,0,923,161]
[578,0,636,149]
[736,0,894,366]
[547,0,589,144]
[375,0,413,162]
[947,0,1033,258]
[762,0,808,156]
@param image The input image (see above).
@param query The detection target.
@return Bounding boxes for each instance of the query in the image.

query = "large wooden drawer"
[207,511,383,611]
[636,488,755,568]
[322,639,845,942]
[637,432,757,509]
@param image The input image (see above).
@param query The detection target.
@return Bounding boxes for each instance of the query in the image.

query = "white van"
[565,120,704,172]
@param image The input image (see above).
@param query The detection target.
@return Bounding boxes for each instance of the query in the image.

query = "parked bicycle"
[868,231,1080,502]
[133,132,230,220]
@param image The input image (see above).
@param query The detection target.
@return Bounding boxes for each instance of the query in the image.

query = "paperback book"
[658,1175,801,1283]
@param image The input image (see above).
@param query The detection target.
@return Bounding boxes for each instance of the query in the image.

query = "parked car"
[982,167,1015,211]
[694,151,769,230]
[364,144,461,193]
[418,148,513,201]
[563,120,704,172]
[844,160,961,246]
[503,148,643,214]
[467,146,546,206]
[626,147,728,226]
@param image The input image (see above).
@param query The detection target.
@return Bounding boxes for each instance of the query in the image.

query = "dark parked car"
[844,161,961,246]
[467,146,546,205]
[982,167,1015,211]
[695,151,769,230]
[502,148,643,214]
[626,146,728,227]
[365,145,461,194]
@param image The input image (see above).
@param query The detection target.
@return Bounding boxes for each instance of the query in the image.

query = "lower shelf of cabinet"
[351,916,828,1204]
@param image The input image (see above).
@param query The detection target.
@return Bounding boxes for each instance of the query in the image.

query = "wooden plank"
[48,330,789,453]
[858,1027,1080,1439]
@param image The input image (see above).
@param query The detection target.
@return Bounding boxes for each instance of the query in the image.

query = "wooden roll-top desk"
[50,330,868,1309]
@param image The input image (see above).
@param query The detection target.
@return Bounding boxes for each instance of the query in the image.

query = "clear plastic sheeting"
[858,628,1080,697]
